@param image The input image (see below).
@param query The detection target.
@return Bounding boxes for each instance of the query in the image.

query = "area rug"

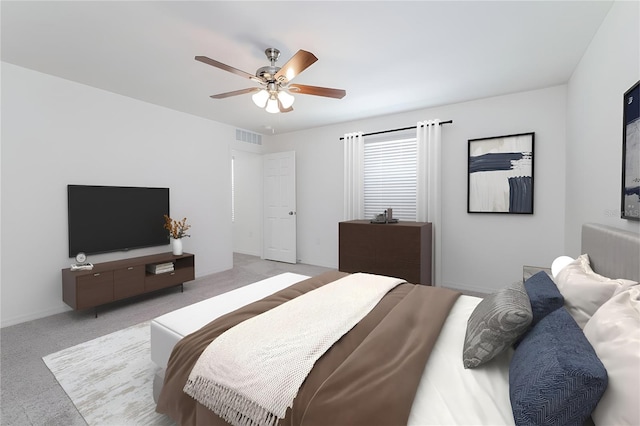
[42,321,175,426]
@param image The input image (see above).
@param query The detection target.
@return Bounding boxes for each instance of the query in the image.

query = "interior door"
[263,151,297,263]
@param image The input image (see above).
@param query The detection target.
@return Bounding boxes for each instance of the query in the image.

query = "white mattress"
[151,275,513,425]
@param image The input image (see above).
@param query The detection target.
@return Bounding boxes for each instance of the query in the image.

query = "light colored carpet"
[42,321,175,426]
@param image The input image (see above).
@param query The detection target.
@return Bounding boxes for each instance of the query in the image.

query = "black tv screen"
[67,185,170,257]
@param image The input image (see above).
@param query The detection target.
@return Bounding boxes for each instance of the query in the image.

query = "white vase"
[171,238,183,256]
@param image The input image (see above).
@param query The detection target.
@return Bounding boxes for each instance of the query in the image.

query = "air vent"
[236,129,262,145]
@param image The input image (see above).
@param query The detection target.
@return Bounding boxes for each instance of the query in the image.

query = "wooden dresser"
[338,220,432,285]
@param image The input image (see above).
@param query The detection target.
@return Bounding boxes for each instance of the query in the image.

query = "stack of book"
[146,262,174,274]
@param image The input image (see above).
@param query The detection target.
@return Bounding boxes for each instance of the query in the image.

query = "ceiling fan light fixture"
[252,89,269,108]
[277,90,295,109]
[265,96,280,114]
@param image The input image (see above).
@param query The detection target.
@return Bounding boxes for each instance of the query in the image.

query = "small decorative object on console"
[71,252,93,271]
[163,215,191,239]
[164,215,191,255]
[370,208,399,224]
[76,252,86,263]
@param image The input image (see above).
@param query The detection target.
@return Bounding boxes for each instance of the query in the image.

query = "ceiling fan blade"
[288,84,346,99]
[210,87,261,99]
[274,50,318,84]
[195,56,262,83]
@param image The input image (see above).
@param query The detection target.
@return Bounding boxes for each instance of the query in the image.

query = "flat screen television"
[67,185,170,257]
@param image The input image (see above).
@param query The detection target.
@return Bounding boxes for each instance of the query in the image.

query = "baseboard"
[195,264,233,280]
[233,249,261,257]
[0,304,71,329]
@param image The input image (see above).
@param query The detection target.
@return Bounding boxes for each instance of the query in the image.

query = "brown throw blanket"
[156,270,461,426]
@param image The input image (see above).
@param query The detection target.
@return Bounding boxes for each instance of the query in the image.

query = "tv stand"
[62,252,195,317]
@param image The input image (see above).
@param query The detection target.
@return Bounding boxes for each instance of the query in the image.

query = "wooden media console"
[62,252,195,316]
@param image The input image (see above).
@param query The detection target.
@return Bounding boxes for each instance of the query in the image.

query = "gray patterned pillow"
[463,281,532,369]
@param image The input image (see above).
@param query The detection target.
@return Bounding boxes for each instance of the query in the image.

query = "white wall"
[565,0,640,253]
[267,85,567,293]
[3,1,636,326]
[1,63,234,327]
[264,1,640,293]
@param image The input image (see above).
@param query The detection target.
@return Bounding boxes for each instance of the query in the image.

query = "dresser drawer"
[114,265,145,300]
[76,271,114,309]
[374,258,423,284]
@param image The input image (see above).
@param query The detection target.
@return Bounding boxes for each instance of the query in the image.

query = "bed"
[152,223,639,426]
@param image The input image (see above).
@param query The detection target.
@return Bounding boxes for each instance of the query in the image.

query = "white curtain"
[343,131,364,220]
[416,120,442,285]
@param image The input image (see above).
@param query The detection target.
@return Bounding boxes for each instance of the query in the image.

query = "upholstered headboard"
[581,223,640,282]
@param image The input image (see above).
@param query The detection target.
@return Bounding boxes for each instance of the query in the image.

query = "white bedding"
[409,294,514,425]
[151,273,513,425]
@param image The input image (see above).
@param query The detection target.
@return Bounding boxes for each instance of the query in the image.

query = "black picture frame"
[468,132,535,214]
[621,80,639,221]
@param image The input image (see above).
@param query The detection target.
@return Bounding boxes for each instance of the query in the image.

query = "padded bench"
[150,272,310,370]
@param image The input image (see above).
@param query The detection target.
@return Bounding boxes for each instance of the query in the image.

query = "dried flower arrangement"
[163,215,191,239]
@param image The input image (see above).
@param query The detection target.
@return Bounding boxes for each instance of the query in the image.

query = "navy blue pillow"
[523,271,564,325]
[509,307,607,426]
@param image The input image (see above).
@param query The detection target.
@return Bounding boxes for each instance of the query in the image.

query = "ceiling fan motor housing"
[256,48,282,81]
[256,65,281,80]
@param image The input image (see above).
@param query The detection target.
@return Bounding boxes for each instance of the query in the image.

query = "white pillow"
[554,254,637,328]
[583,287,640,426]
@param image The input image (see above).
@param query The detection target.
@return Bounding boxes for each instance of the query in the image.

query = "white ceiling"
[1,1,613,135]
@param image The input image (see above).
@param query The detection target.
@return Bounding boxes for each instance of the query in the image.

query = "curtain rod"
[339,120,453,140]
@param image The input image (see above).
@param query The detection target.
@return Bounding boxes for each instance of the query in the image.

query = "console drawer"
[145,268,192,292]
[114,265,145,300]
[76,271,114,310]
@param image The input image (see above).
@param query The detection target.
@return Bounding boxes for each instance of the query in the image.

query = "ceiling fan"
[195,48,346,113]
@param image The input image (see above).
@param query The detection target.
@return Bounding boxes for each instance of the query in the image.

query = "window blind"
[363,137,417,221]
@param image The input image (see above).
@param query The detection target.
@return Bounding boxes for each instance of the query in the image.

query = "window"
[363,136,417,221]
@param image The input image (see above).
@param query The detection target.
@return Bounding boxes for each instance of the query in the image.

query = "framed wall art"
[468,132,534,214]
[621,80,639,220]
